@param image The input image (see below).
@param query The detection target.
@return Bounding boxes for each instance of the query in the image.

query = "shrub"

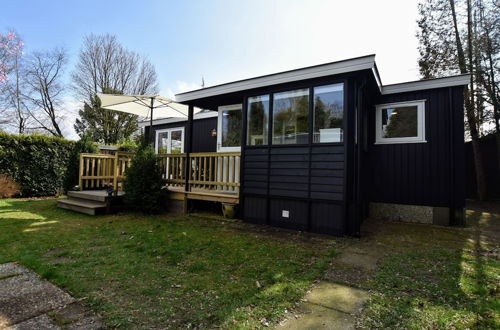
[118,137,138,152]
[63,134,98,191]
[0,132,75,197]
[123,143,166,213]
[0,175,20,198]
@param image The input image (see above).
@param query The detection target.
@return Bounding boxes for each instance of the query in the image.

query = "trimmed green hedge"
[0,132,77,197]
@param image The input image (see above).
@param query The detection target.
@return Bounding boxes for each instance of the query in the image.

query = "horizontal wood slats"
[243,145,344,201]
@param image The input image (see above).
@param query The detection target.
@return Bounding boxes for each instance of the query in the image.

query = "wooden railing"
[79,152,132,191]
[79,151,240,193]
[158,153,186,187]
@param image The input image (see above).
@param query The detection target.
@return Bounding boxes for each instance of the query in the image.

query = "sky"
[2,0,422,139]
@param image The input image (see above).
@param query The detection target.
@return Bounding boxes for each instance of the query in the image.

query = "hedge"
[0,132,77,197]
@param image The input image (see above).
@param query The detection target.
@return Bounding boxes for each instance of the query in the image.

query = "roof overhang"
[138,111,217,128]
[381,74,471,95]
[175,55,380,103]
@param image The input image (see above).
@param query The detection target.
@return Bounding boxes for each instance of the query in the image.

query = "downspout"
[354,77,367,237]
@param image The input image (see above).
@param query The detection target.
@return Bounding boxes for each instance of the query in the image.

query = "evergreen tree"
[74,90,138,144]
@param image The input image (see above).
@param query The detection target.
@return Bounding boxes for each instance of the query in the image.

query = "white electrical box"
[282,210,289,218]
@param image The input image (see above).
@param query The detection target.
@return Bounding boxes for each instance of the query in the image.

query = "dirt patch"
[44,248,67,257]
[87,245,109,251]
[87,237,105,243]
[47,257,74,265]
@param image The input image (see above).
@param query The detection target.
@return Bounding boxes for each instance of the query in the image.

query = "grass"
[2,198,498,329]
[0,198,336,329]
[357,207,500,329]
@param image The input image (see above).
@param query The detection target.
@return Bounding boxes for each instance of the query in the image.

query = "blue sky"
[3,0,421,138]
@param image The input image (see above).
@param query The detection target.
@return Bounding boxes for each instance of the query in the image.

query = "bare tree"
[23,48,67,137]
[0,30,31,134]
[72,34,159,143]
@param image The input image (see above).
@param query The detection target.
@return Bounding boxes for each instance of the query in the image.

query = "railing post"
[113,152,119,193]
[79,154,84,191]
[183,105,194,213]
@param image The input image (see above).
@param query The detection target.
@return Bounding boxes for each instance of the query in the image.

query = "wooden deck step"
[57,198,106,216]
[67,190,124,202]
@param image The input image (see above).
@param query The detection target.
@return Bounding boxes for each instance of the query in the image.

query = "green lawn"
[0,198,335,328]
[356,207,500,329]
[1,198,498,329]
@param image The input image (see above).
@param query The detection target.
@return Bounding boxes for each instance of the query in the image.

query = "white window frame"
[155,127,185,153]
[375,100,426,145]
[217,104,242,152]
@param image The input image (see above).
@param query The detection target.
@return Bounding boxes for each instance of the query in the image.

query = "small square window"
[375,100,426,144]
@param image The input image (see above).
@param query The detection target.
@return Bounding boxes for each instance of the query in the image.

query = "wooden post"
[113,152,119,193]
[79,154,84,191]
[184,104,194,213]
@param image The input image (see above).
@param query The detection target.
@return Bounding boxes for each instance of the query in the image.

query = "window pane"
[313,84,344,143]
[170,130,183,153]
[221,109,242,147]
[382,106,418,138]
[272,89,309,145]
[247,95,269,146]
[157,132,169,153]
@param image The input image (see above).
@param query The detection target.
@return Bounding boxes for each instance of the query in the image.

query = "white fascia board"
[381,74,471,95]
[138,111,217,128]
[175,55,376,102]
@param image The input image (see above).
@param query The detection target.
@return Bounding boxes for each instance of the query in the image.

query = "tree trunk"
[472,137,487,200]
[450,0,488,200]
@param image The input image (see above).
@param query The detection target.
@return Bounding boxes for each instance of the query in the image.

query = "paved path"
[0,263,103,329]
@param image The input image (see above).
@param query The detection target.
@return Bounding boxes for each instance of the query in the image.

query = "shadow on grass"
[0,198,336,329]
[359,202,499,329]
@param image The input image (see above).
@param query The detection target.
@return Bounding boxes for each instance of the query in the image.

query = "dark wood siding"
[367,86,465,208]
[239,75,362,236]
[146,117,217,152]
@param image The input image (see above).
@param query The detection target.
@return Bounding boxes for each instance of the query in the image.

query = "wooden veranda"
[78,151,241,205]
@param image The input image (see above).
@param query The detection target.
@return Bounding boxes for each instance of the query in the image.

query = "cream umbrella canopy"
[97,94,197,140]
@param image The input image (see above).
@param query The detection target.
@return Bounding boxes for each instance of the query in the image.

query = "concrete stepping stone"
[305,282,369,314]
[5,314,60,330]
[277,281,369,329]
[0,262,102,329]
[277,303,355,330]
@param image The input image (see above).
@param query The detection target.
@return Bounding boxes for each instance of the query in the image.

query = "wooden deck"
[78,151,241,207]
[167,186,239,204]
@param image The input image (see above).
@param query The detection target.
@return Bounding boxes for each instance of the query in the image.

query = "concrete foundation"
[369,202,451,225]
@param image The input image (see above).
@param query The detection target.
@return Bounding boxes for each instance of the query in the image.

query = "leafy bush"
[0,175,20,198]
[64,134,98,191]
[0,132,75,197]
[118,137,139,152]
[123,143,166,213]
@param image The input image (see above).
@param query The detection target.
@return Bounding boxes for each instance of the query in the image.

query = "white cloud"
[160,81,201,100]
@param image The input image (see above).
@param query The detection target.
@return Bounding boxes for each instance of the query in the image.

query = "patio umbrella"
[97,94,197,140]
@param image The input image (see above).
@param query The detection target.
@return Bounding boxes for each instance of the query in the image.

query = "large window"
[313,83,344,143]
[272,88,309,145]
[247,95,270,146]
[375,100,426,144]
[155,127,184,153]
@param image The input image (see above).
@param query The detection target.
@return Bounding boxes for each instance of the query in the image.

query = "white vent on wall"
[282,210,290,218]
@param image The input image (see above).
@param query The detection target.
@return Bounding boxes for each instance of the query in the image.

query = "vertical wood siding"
[147,117,217,153]
[367,86,465,208]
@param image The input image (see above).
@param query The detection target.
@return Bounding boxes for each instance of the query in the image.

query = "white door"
[217,104,242,152]
[155,127,184,154]
[217,105,241,192]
